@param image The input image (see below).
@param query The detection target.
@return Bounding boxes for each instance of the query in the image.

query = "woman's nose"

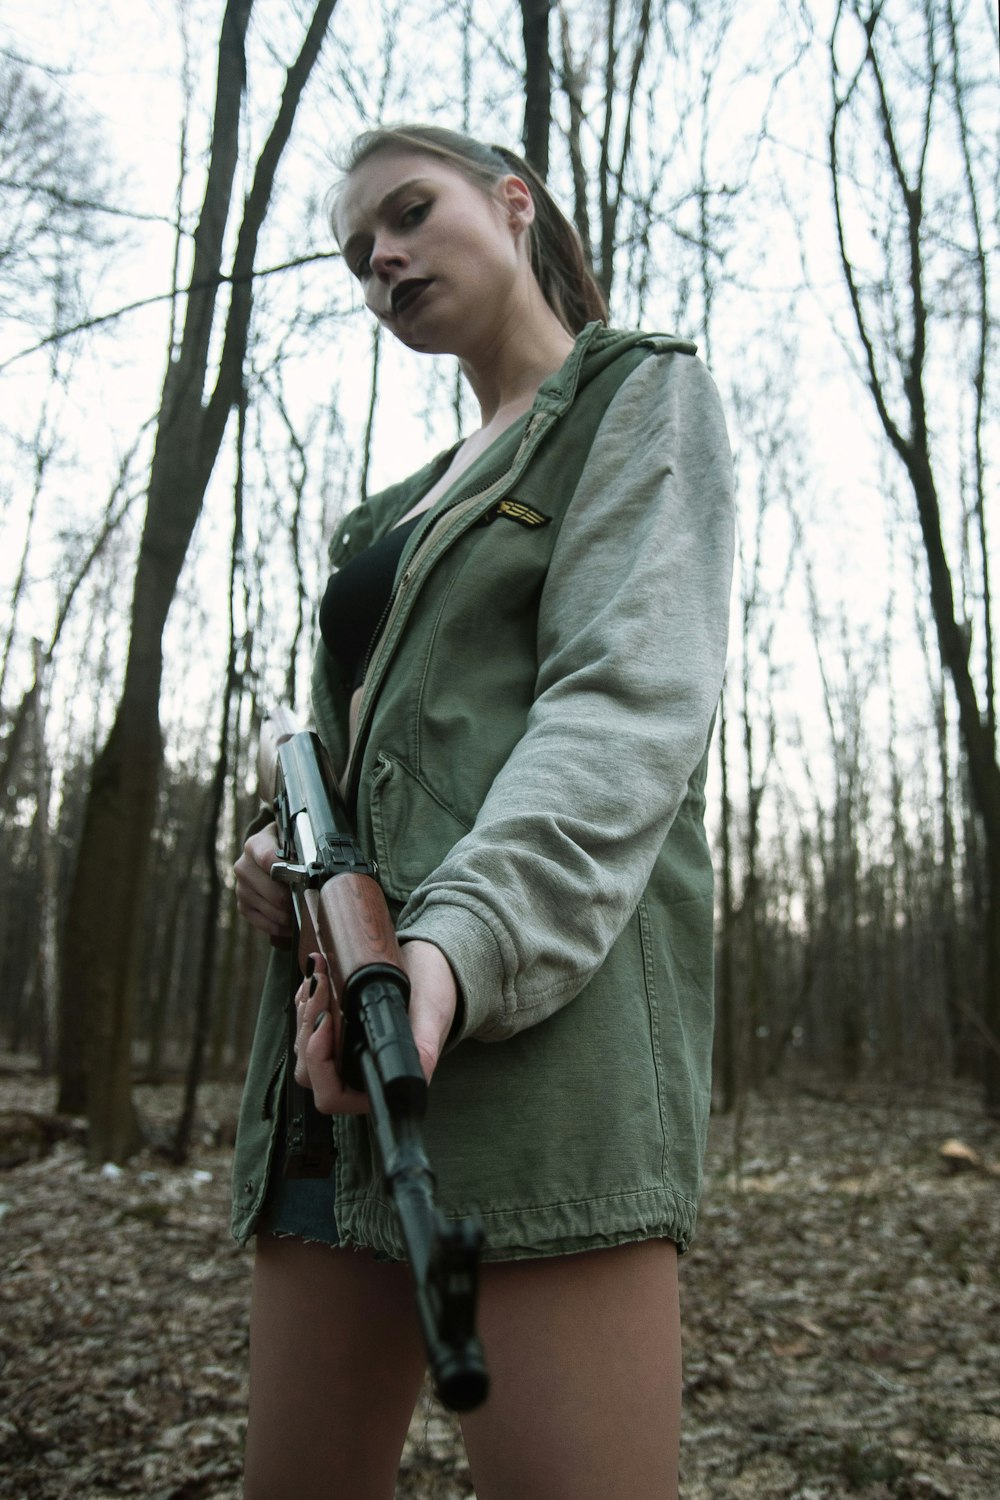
[369,236,408,277]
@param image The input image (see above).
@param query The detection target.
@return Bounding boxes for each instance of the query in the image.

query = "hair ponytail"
[488,145,608,333]
[340,125,608,335]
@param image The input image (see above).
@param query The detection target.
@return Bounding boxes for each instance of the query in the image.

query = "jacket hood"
[531,322,697,419]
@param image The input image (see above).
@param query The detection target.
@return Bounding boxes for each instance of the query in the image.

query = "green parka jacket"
[232,323,734,1258]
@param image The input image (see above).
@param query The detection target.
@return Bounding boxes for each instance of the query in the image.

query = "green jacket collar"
[329,325,696,569]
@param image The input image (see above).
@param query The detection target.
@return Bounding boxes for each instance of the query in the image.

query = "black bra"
[319,514,423,691]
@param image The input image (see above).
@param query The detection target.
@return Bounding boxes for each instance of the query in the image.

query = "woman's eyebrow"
[341,178,431,265]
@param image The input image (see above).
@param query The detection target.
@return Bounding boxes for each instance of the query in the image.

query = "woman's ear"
[498,174,535,234]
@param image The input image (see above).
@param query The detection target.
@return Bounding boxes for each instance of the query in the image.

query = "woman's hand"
[234,822,294,940]
[236,822,458,1111]
[398,939,459,1084]
[297,940,458,1114]
[293,954,370,1114]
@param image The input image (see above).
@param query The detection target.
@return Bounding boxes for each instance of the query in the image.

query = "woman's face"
[334,150,533,357]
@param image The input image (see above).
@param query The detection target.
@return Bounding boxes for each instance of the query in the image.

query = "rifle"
[258,707,489,1413]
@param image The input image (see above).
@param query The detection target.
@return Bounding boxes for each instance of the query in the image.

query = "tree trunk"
[557,6,594,267]
[57,0,338,1161]
[172,385,246,1162]
[596,0,652,302]
[520,0,551,177]
[829,2,1000,1109]
[28,641,58,1070]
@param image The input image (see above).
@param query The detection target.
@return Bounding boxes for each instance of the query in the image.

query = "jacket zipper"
[343,414,551,801]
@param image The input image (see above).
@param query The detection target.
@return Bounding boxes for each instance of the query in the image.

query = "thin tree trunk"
[557,6,594,267]
[28,642,58,1071]
[58,0,338,1161]
[830,2,1000,1110]
[359,321,381,504]
[520,0,551,177]
[596,0,651,301]
[172,384,247,1163]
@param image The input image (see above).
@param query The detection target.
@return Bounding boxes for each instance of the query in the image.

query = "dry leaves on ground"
[1,1068,997,1499]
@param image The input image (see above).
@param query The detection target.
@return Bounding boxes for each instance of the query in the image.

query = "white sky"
[1,0,995,842]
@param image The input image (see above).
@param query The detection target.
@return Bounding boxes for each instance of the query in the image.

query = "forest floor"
[1,1065,998,1500]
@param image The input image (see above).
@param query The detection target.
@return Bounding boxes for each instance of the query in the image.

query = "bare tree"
[59,0,339,1161]
[0,50,125,804]
[556,4,594,265]
[555,0,653,304]
[0,52,116,338]
[828,0,1000,1110]
[171,383,249,1163]
[520,0,552,176]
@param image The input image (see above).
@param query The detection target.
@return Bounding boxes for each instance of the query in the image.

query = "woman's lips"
[391,278,432,316]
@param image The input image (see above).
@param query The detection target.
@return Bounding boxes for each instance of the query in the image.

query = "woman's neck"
[459,285,576,427]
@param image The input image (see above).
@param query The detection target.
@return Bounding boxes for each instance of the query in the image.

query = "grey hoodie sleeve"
[397,350,735,1041]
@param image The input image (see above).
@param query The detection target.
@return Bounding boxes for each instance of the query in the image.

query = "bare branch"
[0,251,342,375]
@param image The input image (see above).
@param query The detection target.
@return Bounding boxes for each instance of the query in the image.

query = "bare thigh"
[243,1232,427,1500]
[460,1239,681,1500]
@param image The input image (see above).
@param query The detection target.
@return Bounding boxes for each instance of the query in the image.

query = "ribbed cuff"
[397,902,507,1042]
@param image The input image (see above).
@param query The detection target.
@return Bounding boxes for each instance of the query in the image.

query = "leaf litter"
[1,1068,997,1499]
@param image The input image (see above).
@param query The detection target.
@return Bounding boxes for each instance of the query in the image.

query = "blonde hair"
[339,125,608,335]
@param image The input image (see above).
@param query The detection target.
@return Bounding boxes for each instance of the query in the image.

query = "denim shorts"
[259,1166,341,1246]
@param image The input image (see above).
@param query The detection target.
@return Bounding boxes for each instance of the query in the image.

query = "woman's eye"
[401,201,429,227]
[354,253,371,279]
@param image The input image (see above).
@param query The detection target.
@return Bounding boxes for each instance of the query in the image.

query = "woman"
[233,124,734,1500]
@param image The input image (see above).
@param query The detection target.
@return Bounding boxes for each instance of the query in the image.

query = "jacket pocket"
[368,752,472,903]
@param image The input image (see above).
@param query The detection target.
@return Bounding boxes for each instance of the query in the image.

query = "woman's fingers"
[234,822,294,938]
[294,954,370,1116]
[289,939,458,1111]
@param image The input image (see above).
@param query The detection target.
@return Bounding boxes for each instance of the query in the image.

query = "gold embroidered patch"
[495,499,551,527]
